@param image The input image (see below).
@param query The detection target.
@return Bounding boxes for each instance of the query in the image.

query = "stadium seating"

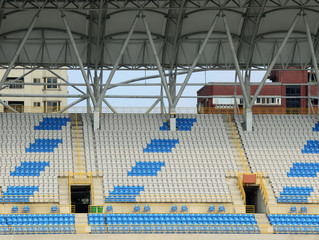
[160,118,197,131]
[128,161,165,176]
[288,163,319,177]
[105,186,145,202]
[26,139,62,153]
[277,187,313,203]
[143,139,179,153]
[0,214,75,234]
[6,214,75,234]
[269,214,319,234]
[0,113,72,203]
[235,115,319,203]
[88,213,259,234]
[34,117,70,130]
[11,161,50,177]
[83,114,237,203]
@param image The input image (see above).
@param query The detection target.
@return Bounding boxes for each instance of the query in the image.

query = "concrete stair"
[226,178,245,213]
[222,115,251,173]
[70,114,87,174]
[75,213,90,234]
[92,177,105,206]
[254,213,273,234]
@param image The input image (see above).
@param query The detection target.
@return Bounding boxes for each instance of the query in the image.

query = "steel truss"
[0,1,318,130]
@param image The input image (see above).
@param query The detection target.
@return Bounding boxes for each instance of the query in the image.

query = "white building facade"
[0,69,68,113]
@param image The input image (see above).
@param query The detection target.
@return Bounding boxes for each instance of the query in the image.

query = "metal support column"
[160,86,165,114]
[93,107,100,131]
[223,13,254,130]
[96,14,140,107]
[142,15,174,110]
[222,14,249,107]
[61,12,97,107]
[93,14,139,131]
[245,12,300,131]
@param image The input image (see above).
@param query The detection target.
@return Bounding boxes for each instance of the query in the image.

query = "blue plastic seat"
[218,205,225,213]
[144,205,150,213]
[171,205,178,213]
[133,205,140,212]
[181,205,188,213]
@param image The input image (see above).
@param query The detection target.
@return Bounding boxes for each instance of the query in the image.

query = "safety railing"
[237,175,246,205]
[103,194,232,202]
[0,194,59,203]
[227,114,248,173]
[0,106,64,113]
[245,205,255,214]
[91,224,262,234]
[94,204,255,214]
[268,205,319,214]
[258,174,269,213]
[1,224,76,234]
[271,225,319,234]
[1,106,317,115]
[0,204,75,214]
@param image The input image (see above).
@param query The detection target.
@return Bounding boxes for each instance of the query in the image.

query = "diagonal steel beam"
[0,98,18,113]
[96,13,140,107]
[61,11,97,106]
[173,12,220,107]
[248,12,301,108]
[0,68,37,91]
[142,15,174,107]
[146,97,161,114]
[46,68,86,95]
[58,97,87,113]
[0,11,40,90]
[102,98,117,114]
[222,13,250,107]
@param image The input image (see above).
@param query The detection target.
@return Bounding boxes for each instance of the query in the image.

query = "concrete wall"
[256,188,267,214]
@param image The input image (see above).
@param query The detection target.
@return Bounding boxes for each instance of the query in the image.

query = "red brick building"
[197,69,317,112]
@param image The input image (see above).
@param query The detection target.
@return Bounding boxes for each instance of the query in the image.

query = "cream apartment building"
[0,69,68,113]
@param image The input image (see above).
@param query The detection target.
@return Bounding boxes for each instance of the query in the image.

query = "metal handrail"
[237,175,246,205]
[88,205,256,214]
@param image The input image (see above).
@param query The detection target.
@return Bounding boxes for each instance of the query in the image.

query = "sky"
[67,69,266,113]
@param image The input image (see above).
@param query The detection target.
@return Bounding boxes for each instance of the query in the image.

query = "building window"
[44,78,58,89]
[44,101,60,113]
[33,78,41,83]
[5,77,24,89]
[276,98,281,104]
[254,97,281,105]
[33,102,41,107]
